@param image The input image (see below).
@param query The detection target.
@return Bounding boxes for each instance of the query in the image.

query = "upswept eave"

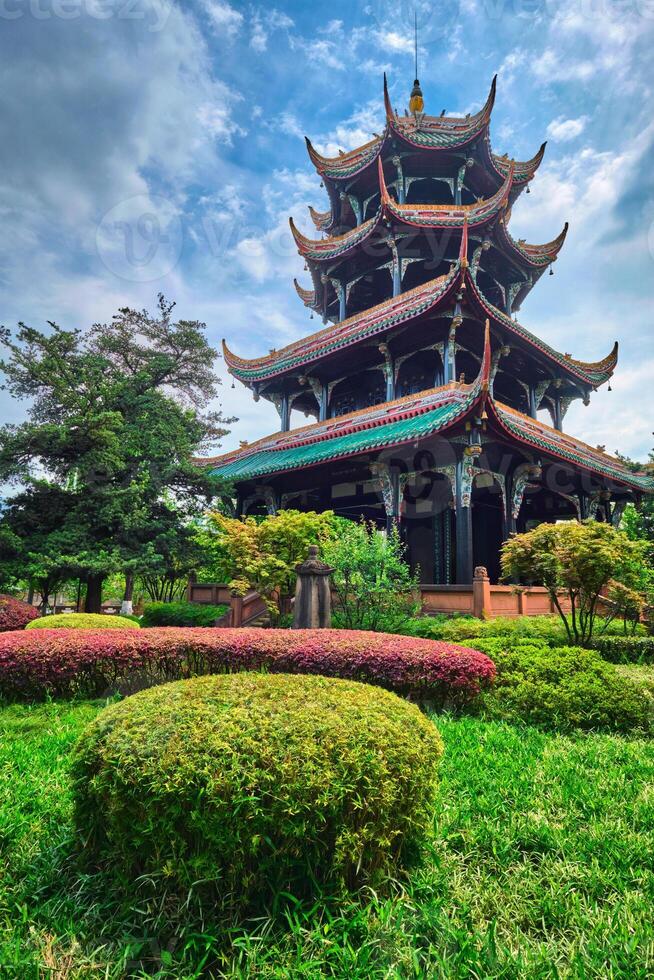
[464,271,617,388]
[308,205,333,232]
[386,75,497,152]
[304,134,384,183]
[379,157,514,228]
[207,325,652,494]
[486,400,654,493]
[491,142,547,185]
[289,210,382,262]
[293,278,316,307]
[222,264,462,383]
[207,325,492,480]
[304,75,497,183]
[496,219,568,268]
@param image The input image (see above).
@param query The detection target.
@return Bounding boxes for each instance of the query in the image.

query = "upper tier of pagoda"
[290,76,566,323]
[305,75,545,233]
[223,73,616,426]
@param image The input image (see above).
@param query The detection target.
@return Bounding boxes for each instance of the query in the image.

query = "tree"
[323,519,420,632]
[0,297,233,612]
[501,520,648,645]
[207,510,336,619]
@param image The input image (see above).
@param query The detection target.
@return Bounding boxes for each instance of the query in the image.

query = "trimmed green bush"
[72,673,443,910]
[26,613,139,630]
[469,638,652,733]
[400,614,644,647]
[592,636,654,664]
[140,600,228,628]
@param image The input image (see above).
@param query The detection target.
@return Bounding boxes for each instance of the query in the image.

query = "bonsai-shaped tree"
[501,519,647,646]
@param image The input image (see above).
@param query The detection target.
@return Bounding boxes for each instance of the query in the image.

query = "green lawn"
[1,701,653,978]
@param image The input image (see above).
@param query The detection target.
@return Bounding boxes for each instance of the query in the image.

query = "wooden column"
[455,458,473,584]
[280,392,290,432]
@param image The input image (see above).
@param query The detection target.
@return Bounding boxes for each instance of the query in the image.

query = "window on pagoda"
[475,269,507,311]
[330,370,386,418]
[347,267,393,317]
[362,380,386,407]
[406,178,453,206]
[397,350,443,397]
[401,250,451,292]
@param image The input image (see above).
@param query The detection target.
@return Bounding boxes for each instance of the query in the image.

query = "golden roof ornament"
[409,79,424,115]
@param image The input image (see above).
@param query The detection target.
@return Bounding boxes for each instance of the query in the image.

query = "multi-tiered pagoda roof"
[209,72,653,584]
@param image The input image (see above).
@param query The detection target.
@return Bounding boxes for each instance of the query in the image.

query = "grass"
[0,701,653,978]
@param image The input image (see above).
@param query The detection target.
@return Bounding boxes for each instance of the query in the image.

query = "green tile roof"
[212,400,466,482]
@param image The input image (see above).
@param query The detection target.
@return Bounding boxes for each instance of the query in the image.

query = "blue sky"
[0,0,653,461]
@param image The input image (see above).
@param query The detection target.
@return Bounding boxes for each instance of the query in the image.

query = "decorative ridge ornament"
[409,79,424,116]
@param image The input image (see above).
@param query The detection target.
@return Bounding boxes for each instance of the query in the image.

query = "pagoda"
[207,73,654,585]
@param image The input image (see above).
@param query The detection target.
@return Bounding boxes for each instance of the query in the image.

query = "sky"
[0,0,653,462]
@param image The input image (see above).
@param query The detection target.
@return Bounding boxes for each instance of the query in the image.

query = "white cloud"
[197,95,246,143]
[319,19,344,34]
[374,29,414,54]
[546,115,588,142]
[311,100,385,157]
[250,8,294,53]
[202,0,243,39]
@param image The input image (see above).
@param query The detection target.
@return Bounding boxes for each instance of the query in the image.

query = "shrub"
[26,613,139,631]
[399,614,643,646]
[400,615,570,646]
[592,636,654,664]
[72,673,444,907]
[501,521,648,645]
[324,520,420,633]
[140,601,228,628]
[0,595,39,632]
[469,638,651,734]
[0,627,495,704]
[206,509,336,620]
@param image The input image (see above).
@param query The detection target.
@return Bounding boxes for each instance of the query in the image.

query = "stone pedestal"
[293,545,334,629]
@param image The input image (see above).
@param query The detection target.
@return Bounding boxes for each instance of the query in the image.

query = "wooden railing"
[421,567,571,619]
[186,582,269,627]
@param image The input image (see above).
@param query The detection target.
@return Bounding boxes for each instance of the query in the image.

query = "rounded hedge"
[0,595,39,632]
[26,612,140,631]
[470,639,652,733]
[0,627,494,703]
[72,673,443,908]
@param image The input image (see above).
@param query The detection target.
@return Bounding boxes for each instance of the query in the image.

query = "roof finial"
[409,11,424,115]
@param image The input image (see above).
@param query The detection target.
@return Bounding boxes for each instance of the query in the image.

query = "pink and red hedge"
[0,595,39,633]
[0,627,495,706]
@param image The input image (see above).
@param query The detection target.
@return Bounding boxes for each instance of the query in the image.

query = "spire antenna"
[409,13,424,116]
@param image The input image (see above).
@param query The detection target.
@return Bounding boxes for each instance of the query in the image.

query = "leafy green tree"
[0,297,233,612]
[501,520,648,645]
[207,510,336,619]
[323,519,420,632]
